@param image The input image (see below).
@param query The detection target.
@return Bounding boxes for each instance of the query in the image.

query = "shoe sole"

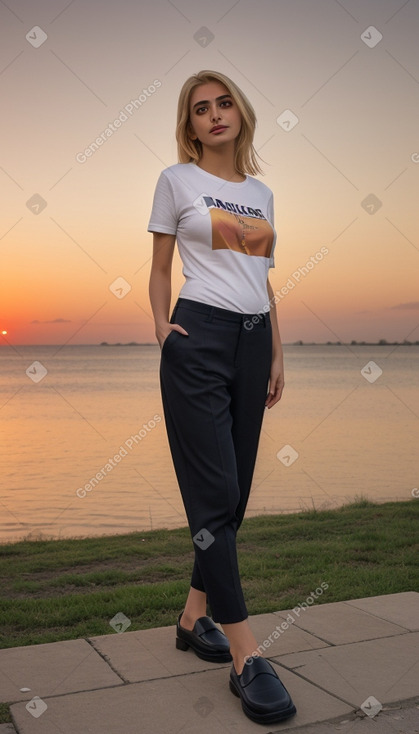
[229,678,297,724]
[176,636,232,663]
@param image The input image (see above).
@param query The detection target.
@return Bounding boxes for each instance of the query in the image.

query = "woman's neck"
[196,146,245,182]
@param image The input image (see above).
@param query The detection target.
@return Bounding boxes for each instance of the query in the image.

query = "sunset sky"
[1,0,418,345]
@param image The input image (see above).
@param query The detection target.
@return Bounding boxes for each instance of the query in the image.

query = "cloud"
[390,302,419,311]
[30,318,72,324]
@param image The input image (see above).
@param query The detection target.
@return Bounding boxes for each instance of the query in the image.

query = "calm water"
[0,344,418,543]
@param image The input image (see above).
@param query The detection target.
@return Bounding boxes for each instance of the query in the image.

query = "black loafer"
[175,612,232,663]
[229,655,297,724]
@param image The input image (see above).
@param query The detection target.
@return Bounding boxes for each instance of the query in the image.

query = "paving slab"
[280,699,419,733]
[10,663,353,734]
[0,639,121,703]
[3,594,418,734]
[275,632,419,709]
[273,600,409,645]
[89,624,231,682]
[346,591,419,631]
[248,612,330,655]
[89,614,330,683]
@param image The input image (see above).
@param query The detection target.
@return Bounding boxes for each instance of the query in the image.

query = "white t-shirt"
[147,162,277,313]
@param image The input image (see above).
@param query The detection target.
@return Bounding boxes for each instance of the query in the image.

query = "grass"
[0,497,418,724]
[0,703,10,725]
[1,498,418,654]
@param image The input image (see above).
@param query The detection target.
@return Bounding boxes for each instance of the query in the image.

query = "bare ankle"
[233,651,262,675]
[180,602,207,630]
[179,611,196,630]
[221,619,261,674]
[180,588,207,630]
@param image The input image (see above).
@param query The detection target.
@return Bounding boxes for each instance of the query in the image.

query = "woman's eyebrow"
[192,94,232,110]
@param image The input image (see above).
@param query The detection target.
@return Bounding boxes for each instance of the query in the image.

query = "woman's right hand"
[157,323,189,349]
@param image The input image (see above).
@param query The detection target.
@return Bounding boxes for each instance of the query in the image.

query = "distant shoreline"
[97,340,419,347]
[1,341,419,348]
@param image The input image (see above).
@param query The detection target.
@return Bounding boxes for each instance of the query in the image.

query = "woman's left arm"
[265,278,285,409]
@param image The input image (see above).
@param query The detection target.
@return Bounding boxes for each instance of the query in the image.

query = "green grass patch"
[1,499,418,650]
[0,702,11,724]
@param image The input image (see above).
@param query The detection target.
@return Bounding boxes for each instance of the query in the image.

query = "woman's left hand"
[265,356,285,409]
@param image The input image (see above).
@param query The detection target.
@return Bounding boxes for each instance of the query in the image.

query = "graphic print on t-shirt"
[201,195,274,258]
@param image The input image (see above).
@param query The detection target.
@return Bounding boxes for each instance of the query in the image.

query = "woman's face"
[188,81,242,150]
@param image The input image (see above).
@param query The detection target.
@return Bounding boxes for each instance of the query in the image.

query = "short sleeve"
[267,192,276,268]
[147,171,178,235]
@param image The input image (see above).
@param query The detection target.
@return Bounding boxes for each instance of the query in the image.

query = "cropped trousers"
[159,297,272,624]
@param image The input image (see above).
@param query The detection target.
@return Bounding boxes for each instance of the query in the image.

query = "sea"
[0,344,418,543]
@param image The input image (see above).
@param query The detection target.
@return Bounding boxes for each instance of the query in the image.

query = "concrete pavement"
[1,592,418,733]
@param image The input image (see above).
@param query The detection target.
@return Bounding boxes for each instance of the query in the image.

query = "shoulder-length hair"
[176,70,265,176]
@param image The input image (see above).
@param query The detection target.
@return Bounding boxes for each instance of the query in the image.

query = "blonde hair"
[176,70,265,176]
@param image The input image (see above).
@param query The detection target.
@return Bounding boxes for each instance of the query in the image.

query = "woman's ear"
[187,121,197,141]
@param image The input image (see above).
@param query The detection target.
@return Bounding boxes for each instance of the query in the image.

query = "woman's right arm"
[149,232,188,347]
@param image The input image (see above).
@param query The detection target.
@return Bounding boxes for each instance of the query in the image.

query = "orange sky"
[1,0,418,345]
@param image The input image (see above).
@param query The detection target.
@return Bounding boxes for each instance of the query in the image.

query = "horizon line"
[2,340,419,348]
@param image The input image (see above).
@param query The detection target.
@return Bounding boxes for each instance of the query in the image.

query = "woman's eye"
[195,100,233,114]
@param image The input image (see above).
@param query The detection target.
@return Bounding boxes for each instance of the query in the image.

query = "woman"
[148,69,296,725]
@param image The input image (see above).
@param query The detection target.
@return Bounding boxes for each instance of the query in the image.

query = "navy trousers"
[159,297,272,623]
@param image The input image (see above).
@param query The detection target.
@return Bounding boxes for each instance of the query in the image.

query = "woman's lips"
[210,126,228,133]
